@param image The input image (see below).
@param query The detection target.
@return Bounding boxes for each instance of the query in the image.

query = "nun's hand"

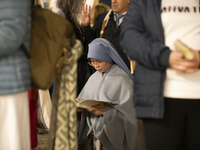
[77,107,84,113]
[86,102,105,116]
[76,98,84,113]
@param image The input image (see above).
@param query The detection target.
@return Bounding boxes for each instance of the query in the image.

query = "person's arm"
[81,4,95,44]
[0,0,30,56]
[120,0,200,73]
[81,4,104,44]
[120,0,170,70]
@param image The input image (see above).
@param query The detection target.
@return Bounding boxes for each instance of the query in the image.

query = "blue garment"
[78,38,137,149]
[88,38,134,80]
[120,0,171,119]
[78,65,137,150]
[0,0,31,95]
[88,39,113,64]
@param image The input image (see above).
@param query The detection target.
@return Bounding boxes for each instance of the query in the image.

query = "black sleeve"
[81,13,107,45]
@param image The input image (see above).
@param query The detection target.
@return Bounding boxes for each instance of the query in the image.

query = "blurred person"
[77,38,138,150]
[92,0,99,9]
[57,0,95,95]
[53,0,98,97]
[0,0,31,149]
[90,3,111,27]
[48,0,86,150]
[120,0,200,150]
[81,0,131,69]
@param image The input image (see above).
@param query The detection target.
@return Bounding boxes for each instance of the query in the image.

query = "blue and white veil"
[88,38,134,81]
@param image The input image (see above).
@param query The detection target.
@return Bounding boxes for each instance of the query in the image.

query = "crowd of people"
[0,0,200,150]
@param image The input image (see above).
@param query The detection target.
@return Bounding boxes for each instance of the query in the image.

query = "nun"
[77,38,138,150]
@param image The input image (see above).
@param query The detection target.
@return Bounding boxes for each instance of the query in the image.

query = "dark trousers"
[143,98,200,150]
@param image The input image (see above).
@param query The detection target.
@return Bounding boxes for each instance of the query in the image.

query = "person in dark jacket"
[120,0,200,150]
[81,0,130,69]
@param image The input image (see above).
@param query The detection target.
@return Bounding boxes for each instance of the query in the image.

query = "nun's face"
[90,58,113,73]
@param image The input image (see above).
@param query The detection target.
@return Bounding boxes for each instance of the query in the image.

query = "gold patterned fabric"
[48,39,83,150]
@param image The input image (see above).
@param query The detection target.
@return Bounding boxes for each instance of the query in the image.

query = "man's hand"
[81,4,91,26]
[169,49,200,73]
[86,102,105,116]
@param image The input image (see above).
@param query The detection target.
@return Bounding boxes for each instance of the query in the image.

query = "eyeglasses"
[88,60,103,66]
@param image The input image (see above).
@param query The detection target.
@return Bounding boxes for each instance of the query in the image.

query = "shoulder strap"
[99,9,112,38]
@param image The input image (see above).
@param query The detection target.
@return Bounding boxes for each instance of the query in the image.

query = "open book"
[174,39,194,60]
[76,99,117,109]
